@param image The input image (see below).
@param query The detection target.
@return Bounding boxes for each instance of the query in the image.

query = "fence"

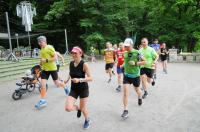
[169,49,200,63]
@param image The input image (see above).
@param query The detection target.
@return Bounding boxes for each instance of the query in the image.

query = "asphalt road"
[0,61,199,132]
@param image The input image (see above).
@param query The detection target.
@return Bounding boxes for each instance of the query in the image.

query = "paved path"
[0,61,200,132]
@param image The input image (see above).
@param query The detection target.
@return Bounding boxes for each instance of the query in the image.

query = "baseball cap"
[37,36,47,42]
[71,47,82,54]
[123,38,133,46]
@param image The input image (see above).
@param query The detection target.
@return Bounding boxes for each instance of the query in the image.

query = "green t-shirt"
[140,46,157,69]
[124,49,142,78]
[40,45,57,71]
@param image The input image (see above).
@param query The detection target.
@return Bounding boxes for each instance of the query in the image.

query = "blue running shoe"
[35,99,47,109]
[83,118,91,129]
[64,85,70,95]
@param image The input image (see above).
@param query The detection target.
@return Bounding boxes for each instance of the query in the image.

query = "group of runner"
[103,38,169,118]
[35,35,169,129]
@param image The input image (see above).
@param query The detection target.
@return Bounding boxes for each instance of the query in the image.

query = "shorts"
[161,57,167,61]
[105,63,114,70]
[69,83,89,99]
[41,70,58,80]
[117,66,123,74]
[56,65,60,72]
[123,76,140,87]
[140,68,154,78]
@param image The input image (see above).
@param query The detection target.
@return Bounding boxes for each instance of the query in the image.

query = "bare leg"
[141,75,148,91]
[40,79,47,98]
[65,96,78,112]
[123,84,129,110]
[80,98,89,120]
[134,87,142,98]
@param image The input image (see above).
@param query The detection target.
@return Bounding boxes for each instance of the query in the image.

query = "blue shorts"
[117,66,123,74]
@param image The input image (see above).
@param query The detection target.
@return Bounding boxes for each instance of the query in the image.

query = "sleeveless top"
[69,60,88,89]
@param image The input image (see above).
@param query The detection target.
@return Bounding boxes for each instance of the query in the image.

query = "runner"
[112,44,118,75]
[140,38,159,99]
[121,38,146,119]
[35,36,67,109]
[90,46,96,63]
[150,39,160,79]
[103,42,116,83]
[160,43,169,74]
[115,42,124,92]
[55,51,65,80]
[64,46,92,129]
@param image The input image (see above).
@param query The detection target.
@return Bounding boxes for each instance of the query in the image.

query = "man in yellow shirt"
[35,36,66,109]
[104,42,116,83]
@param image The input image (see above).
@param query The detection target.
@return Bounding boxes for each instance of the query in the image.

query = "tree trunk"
[187,37,196,52]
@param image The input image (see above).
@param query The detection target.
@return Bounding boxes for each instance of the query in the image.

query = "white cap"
[124,38,133,46]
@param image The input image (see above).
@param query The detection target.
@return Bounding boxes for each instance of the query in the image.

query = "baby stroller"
[12,65,47,100]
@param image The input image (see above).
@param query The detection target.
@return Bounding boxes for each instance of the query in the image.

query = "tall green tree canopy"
[1,0,200,53]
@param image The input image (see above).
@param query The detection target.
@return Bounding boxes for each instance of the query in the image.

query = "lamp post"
[15,33,19,50]
[64,29,69,56]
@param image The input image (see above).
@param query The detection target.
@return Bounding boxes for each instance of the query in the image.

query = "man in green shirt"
[121,38,146,119]
[140,38,159,99]
[35,36,66,109]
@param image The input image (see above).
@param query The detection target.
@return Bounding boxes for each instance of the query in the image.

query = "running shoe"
[138,98,142,106]
[154,74,157,79]
[77,109,81,118]
[107,78,111,83]
[112,70,115,75]
[151,80,155,86]
[83,118,91,129]
[116,85,121,92]
[35,99,47,109]
[121,110,129,119]
[142,91,148,99]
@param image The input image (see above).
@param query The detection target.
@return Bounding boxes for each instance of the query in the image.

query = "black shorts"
[140,68,154,78]
[41,70,58,80]
[123,76,140,87]
[161,57,167,61]
[105,63,114,70]
[57,65,60,72]
[69,83,89,99]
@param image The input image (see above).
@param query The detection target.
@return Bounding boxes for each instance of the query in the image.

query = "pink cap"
[71,47,82,54]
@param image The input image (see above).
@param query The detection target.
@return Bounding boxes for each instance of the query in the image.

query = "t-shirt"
[150,43,160,52]
[116,49,124,66]
[124,49,143,78]
[40,45,57,71]
[104,49,115,63]
[140,46,157,69]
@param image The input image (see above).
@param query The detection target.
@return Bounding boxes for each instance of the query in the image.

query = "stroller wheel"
[27,84,35,92]
[12,91,22,100]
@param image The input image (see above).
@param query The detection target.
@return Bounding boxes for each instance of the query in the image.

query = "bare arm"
[40,52,56,63]
[136,56,146,66]
[57,52,65,64]
[83,63,93,82]
[154,53,159,63]
[64,75,71,84]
